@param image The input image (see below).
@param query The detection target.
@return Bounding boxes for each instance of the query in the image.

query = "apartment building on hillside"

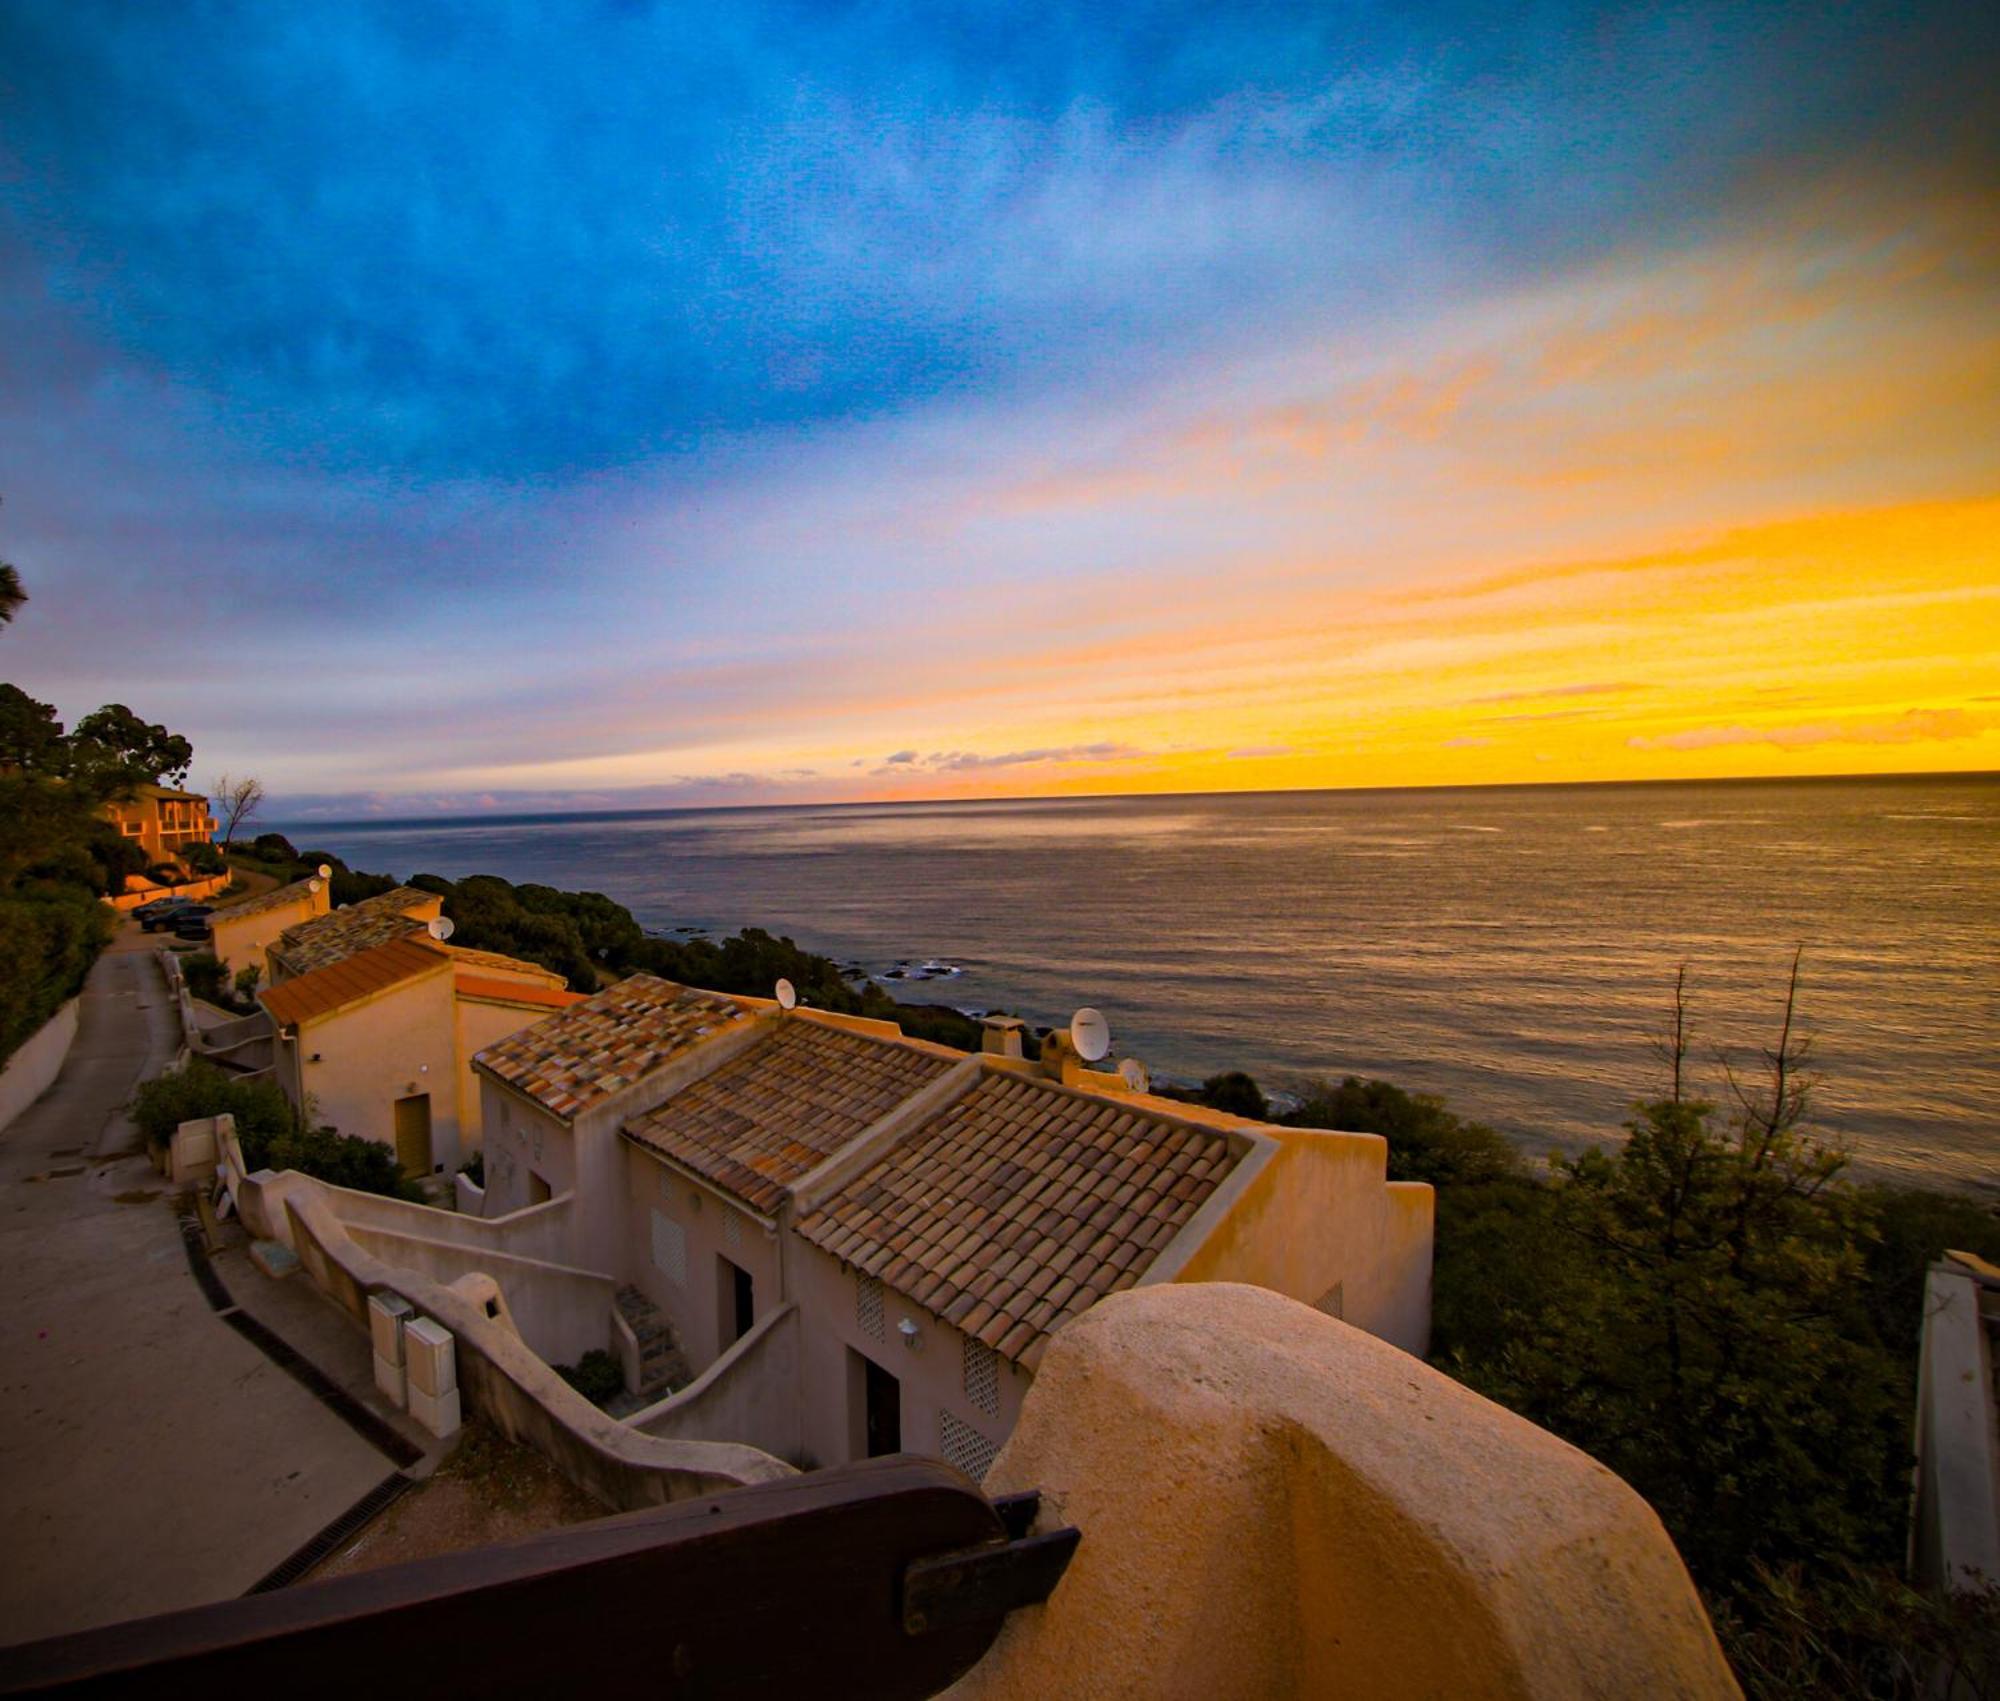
[473,975,1433,1473]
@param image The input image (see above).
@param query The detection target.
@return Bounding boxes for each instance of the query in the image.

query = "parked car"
[137,899,196,931]
[169,906,216,940]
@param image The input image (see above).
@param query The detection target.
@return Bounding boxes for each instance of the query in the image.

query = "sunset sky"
[2,2,1995,819]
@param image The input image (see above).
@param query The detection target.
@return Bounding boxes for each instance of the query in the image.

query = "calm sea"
[285,776,1998,1192]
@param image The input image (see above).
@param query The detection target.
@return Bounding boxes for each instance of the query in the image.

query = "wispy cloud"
[1629,708,1996,753]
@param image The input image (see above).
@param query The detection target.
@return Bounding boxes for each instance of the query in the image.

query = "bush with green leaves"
[129,1060,414,1199]
[183,840,225,874]
[554,1349,624,1408]
[0,886,108,1064]
[181,952,229,1005]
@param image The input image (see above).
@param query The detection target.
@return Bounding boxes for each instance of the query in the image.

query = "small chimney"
[980,1015,1026,1061]
[1039,1028,1085,1085]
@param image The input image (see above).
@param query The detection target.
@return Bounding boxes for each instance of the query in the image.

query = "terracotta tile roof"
[474,973,751,1122]
[273,886,436,974]
[455,976,587,1011]
[624,1019,960,1214]
[260,935,449,1027]
[441,943,565,983]
[795,1071,1242,1371]
[213,877,323,924]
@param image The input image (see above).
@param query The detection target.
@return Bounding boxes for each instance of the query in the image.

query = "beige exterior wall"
[622,1144,783,1375]
[453,994,566,1156]
[482,1089,579,1221]
[788,1238,1027,1477]
[1162,1124,1435,1357]
[281,967,461,1172]
[209,889,327,979]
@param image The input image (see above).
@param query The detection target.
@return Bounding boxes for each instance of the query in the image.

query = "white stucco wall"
[293,969,460,1172]
[789,1238,1027,1477]
[623,1145,783,1374]
[0,997,80,1136]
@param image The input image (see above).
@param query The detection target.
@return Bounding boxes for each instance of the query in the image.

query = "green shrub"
[1283,1075,1528,1187]
[130,1059,240,1148]
[181,952,228,1004]
[554,1349,624,1408]
[250,1121,414,1199]
[0,887,110,1066]
[129,1060,412,1199]
[233,962,262,1003]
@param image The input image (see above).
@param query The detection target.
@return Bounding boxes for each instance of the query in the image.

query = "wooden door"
[393,1093,432,1177]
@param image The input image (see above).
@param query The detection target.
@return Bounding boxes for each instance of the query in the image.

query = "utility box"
[403,1316,457,1400]
[368,1292,414,1364]
[368,1291,415,1409]
[408,1384,462,1440]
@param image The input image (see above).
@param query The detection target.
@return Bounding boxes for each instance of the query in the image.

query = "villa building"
[99,784,216,865]
[207,875,330,980]
[256,887,583,1175]
[473,975,1433,1474]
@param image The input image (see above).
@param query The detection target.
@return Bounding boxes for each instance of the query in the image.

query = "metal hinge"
[901,1490,1080,1637]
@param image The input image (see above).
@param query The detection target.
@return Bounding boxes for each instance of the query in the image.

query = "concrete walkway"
[0,925,423,1648]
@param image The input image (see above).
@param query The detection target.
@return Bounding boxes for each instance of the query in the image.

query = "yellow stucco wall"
[209,889,327,979]
[454,993,568,1154]
[292,967,460,1172]
[1169,1126,1434,1356]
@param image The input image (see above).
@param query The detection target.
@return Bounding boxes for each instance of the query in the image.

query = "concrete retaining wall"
[252,1180,793,1510]
[341,1223,613,1367]
[632,1303,804,1463]
[327,1186,578,1266]
[0,997,80,1136]
[105,872,229,913]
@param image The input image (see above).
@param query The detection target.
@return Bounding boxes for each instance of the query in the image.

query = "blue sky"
[3,2,1996,815]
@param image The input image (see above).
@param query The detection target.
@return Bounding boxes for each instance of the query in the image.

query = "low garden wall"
[0,997,80,1136]
[105,872,230,913]
[632,1304,804,1465]
[230,1156,793,1509]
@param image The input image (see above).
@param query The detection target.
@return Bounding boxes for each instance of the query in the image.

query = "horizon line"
[266,765,2000,836]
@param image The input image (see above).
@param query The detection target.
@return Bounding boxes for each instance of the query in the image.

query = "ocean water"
[287,776,1998,1191]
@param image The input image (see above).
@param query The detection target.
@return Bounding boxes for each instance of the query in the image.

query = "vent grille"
[857,1274,885,1342]
[651,1211,687,1287]
[963,1338,1000,1418]
[939,1409,1000,1482]
[723,1207,742,1249]
[1314,1280,1345,1321]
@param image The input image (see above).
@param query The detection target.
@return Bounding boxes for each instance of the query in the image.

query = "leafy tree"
[1194,1070,1270,1119]
[1284,1075,1527,1187]
[68,704,194,794]
[0,561,23,629]
[211,773,265,847]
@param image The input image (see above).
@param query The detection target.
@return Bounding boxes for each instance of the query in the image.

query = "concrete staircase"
[614,1285,690,1404]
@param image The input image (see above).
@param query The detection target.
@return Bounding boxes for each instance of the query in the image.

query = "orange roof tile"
[259,935,449,1027]
[455,975,586,1011]
[272,885,437,974]
[795,1070,1243,1371]
[474,973,751,1122]
[213,877,323,924]
[624,1019,958,1214]
[440,943,565,983]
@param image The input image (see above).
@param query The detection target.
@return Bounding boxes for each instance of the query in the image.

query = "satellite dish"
[427,917,456,942]
[775,977,797,1011]
[1069,1007,1111,1063]
[306,878,323,894]
[1119,1057,1150,1094]
[317,864,332,879]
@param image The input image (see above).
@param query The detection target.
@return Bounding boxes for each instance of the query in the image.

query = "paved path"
[0,925,415,1648]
